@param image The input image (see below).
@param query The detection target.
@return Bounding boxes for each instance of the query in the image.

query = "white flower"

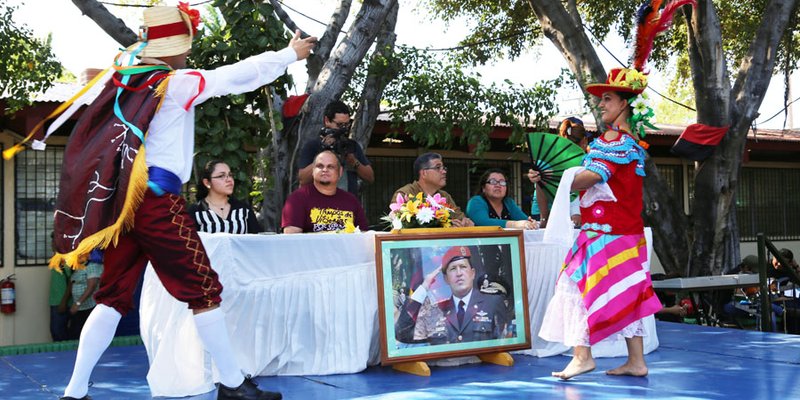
[630,95,650,116]
[390,217,402,230]
[416,207,435,224]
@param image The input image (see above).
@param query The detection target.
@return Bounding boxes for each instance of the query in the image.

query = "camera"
[320,127,357,157]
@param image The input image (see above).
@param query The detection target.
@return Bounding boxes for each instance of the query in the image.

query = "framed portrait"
[375,229,530,365]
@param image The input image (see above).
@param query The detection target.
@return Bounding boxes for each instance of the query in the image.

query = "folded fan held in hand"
[527,132,586,199]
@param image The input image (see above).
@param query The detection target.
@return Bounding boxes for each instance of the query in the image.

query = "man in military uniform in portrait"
[395,246,509,345]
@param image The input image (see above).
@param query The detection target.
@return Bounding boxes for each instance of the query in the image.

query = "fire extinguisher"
[1,274,16,314]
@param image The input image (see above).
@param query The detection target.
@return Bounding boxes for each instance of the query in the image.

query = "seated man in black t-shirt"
[297,101,374,196]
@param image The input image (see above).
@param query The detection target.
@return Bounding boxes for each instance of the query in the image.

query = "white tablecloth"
[140,229,657,396]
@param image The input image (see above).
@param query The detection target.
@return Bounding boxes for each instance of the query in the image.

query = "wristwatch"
[352,160,361,168]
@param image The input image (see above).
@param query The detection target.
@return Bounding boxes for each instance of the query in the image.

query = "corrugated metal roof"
[31,81,102,103]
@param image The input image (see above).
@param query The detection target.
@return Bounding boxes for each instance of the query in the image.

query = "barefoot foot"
[605,363,648,377]
[551,358,596,380]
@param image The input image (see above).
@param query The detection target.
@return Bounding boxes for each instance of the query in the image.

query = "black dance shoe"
[217,376,282,400]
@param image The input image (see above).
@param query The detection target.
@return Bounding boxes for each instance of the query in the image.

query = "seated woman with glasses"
[466,168,539,229]
[188,160,264,234]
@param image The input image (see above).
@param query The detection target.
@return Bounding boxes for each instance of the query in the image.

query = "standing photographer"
[297,101,374,195]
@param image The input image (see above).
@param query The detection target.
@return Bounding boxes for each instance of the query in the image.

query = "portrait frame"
[375,229,530,365]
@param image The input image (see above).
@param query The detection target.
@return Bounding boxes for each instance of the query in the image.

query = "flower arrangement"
[628,92,658,142]
[383,193,454,229]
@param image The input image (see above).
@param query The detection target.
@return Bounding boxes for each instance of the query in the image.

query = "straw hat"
[585,67,648,98]
[137,4,200,58]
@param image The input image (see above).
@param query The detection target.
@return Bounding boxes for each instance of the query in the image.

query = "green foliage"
[421,0,542,65]
[189,1,293,202]
[656,55,696,125]
[0,0,62,114]
[714,0,799,74]
[345,47,560,157]
[423,0,800,84]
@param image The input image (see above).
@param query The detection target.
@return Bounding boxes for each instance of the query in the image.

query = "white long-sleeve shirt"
[145,47,297,183]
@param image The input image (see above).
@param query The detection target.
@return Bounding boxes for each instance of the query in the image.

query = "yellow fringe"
[48,147,149,271]
[153,73,173,99]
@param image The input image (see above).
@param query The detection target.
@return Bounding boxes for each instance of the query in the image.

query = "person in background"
[466,168,538,229]
[68,249,103,340]
[297,100,374,196]
[529,117,588,228]
[188,160,263,234]
[651,273,688,323]
[392,152,474,227]
[282,150,369,233]
[49,250,72,342]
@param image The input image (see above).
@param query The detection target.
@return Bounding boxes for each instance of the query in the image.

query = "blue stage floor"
[2,321,800,399]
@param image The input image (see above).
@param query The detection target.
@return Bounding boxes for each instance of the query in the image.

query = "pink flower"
[389,193,405,213]
[427,193,446,209]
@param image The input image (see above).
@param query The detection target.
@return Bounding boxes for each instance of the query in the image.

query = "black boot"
[217,376,282,400]
[60,396,91,400]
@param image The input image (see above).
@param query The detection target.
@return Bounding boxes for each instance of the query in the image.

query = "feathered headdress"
[632,0,696,71]
[585,0,695,140]
[586,0,696,97]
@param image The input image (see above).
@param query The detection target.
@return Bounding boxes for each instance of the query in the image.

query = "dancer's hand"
[290,30,317,60]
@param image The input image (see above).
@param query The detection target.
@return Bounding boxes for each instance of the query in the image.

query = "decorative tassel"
[153,74,173,100]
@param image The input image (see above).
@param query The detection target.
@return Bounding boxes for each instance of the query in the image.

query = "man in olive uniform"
[395,246,508,344]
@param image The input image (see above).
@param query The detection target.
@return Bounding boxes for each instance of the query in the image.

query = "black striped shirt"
[188,197,264,234]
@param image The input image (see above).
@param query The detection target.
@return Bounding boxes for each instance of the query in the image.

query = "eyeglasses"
[423,165,447,172]
[333,121,351,130]
[486,179,507,186]
[211,173,234,180]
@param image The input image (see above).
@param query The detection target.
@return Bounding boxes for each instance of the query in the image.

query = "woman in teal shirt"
[466,168,539,229]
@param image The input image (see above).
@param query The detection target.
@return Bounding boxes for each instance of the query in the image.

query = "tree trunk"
[526,0,606,96]
[642,157,690,276]
[351,2,399,149]
[687,0,798,276]
[260,0,397,229]
[305,0,353,90]
[294,0,398,179]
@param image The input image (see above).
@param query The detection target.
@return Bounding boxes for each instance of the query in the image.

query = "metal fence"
[15,146,63,266]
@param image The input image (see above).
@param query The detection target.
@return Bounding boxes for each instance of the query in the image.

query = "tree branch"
[296,0,397,166]
[351,1,399,149]
[306,0,353,90]
[269,0,310,38]
[731,0,799,126]
[526,0,605,120]
[686,0,729,126]
[71,0,137,47]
